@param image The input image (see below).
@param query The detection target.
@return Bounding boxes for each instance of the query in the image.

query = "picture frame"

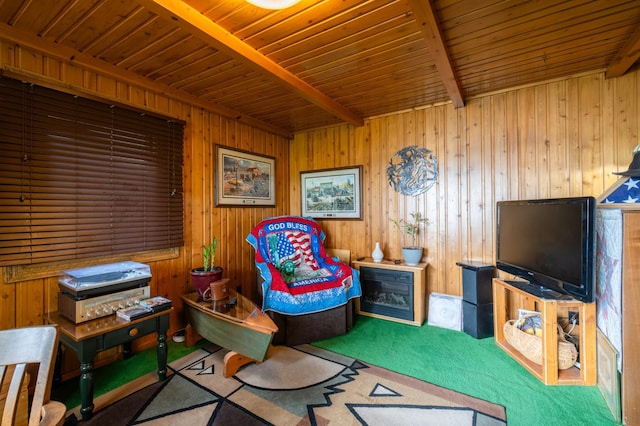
[215,145,275,207]
[300,166,362,219]
[597,328,621,422]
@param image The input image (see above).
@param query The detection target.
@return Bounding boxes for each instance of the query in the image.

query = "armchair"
[247,215,361,345]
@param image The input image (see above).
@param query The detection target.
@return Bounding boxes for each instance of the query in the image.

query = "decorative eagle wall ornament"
[387,146,439,196]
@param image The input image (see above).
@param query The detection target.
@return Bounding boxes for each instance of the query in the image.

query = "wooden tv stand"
[492,278,596,385]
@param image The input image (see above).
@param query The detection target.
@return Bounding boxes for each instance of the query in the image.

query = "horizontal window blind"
[0,76,184,267]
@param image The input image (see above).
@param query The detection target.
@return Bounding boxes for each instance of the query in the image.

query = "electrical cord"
[563,317,579,355]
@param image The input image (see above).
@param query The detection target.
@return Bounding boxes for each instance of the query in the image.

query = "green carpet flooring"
[53,315,619,426]
[314,316,618,426]
[52,339,209,410]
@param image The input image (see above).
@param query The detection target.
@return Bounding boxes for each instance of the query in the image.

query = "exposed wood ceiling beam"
[606,25,640,79]
[408,0,464,108]
[0,22,293,139]
[142,0,364,128]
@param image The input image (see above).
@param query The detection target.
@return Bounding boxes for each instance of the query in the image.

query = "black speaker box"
[462,301,494,339]
[457,262,495,305]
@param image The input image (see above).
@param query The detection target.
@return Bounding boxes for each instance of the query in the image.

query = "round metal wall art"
[387,146,439,196]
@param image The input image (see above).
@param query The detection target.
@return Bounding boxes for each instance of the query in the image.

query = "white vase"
[372,242,384,262]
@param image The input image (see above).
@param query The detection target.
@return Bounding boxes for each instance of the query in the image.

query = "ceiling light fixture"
[246,0,302,10]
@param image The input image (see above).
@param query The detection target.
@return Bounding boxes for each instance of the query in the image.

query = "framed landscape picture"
[215,145,275,207]
[597,329,621,422]
[300,166,362,219]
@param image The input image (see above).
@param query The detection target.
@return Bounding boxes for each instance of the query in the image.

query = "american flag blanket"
[247,216,361,315]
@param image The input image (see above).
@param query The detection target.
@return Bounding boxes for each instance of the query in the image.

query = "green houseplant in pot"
[190,237,224,300]
[391,212,427,265]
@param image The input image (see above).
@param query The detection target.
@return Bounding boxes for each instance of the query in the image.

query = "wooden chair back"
[326,248,351,265]
[0,325,66,426]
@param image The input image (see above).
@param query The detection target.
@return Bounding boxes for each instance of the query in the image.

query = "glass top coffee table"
[181,290,278,377]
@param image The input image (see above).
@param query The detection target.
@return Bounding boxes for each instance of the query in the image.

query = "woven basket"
[503,317,578,370]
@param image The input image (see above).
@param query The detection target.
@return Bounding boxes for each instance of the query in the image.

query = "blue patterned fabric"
[247,215,361,315]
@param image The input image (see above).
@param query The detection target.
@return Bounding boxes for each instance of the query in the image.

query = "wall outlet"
[569,311,579,324]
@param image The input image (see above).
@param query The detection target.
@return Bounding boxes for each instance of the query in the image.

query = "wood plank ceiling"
[1,0,639,137]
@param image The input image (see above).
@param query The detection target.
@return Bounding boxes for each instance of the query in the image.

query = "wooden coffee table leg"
[184,324,202,347]
[223,351,259,377]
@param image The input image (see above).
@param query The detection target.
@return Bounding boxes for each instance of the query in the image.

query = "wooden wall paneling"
[534,84,551,198]
[16,280,44,326]
[427,108,442,292]
[288,68,640,303]
[209,114,223,278]
[466,99,485,266]
[312,129,326,168]
[613,72,639,173]
[439,106,461,295]
[0,41,293,335]
[381,117,398,251]
[188,109,206,272]
[566,77,583,195]
[579,74,604,196]
[546,81,569,197]
[505,91,521,201]
[601,74,617,180]
[319,127,342,249]
[0,278,15,330]
[481,97,495,262]
[402,111,426,259]
[352,123,370,260]
[414,111,432,266]
[368,116,386,257]
[516,87,538,198]
[385,114,400,256]
[422,107,439,274]
[380,114,396,259]
[17,44,43,75]
[393,112,411,257]
[330,125,354,249]
[288,133,304,217]
[44,277,58,319]
[3,30,640,353]
[154,256,183,333]
[277,131,291,216]
[182,115,195,279]
[491,94,508,204]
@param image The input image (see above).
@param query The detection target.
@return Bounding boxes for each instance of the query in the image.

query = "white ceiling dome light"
[246,0,302,10]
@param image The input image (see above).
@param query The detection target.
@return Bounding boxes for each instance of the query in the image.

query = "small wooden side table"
[48,310,170,420]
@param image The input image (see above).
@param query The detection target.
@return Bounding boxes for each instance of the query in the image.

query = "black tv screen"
[496,196,596,303]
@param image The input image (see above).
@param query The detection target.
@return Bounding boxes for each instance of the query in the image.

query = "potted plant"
[190,237,224,300]
[391,212,427,265]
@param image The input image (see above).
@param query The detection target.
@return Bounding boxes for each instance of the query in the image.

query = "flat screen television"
[495,196,596,303]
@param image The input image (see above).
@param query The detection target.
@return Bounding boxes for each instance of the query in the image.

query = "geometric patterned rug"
[79,344,507,425]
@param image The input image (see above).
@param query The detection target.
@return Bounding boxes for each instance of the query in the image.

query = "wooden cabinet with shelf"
[352,259,427,326]
[596,208,640,424]
[492,278,596,386]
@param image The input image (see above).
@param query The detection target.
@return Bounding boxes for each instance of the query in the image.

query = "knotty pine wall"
[290,69,639,299]
[1,35,639,344]
[0,40,290,343]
